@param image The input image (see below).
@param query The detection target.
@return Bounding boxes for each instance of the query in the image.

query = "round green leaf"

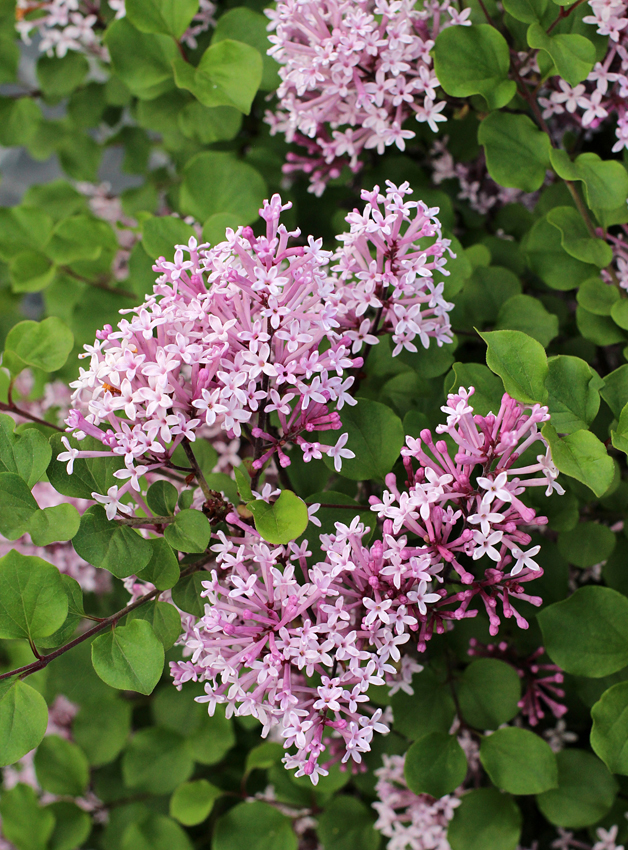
[141,216,197,262]
[591,681,628,774]
[72,698,132,767]
[480,728,558,794]
[247,490,309,545]
[73,505,152,577]
[405,733,468,797]
[577,277,620,316]
[180,151,267,225]
[29,503,81,547]
[123,727,194,794]
[121,813,193,850]
[145,479,179,516]
[391,669,457,740]
[317,797,380,850]
[478,113,551,192]
[479,329,548,404]
[34,735,89,797]
[170,779,222,826]
[163,509,210,553]
[458,659,522,730]
[536,749,617,828]
[0,784,56,850]
[91,619,164,695]
[0,471,39,539]
[0,550,68,640]
[527,26,595,86]
[538,586,628,677]
[104,19,178,100]
[448,788,522,850]
[4,317,73,375]
[545,355,603,434]
[0,679,48,767]
[0,414,52,488]
[525,216,598,291]
[547,206,613,267]
[495,294,559,348]
[9,249,56,293]
[558,522,616,567]
[212,7,279,91]
[542,423,614,498]
[46,801,91,850]
[213,801,297,850]
[126,600,182,650]
[135,537,180,591]
[126,0,199,39]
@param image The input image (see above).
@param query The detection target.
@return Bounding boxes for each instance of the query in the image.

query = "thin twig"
[0,401,65,432]
[181,438,213,502]
[61,266,137,300]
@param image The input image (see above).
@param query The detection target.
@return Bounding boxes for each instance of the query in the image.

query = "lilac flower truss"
[172,387,561,784]
[65,184,452,502]
[265,0,470,195]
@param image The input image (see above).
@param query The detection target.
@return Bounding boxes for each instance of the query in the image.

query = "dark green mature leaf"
[173,39,263,114]
[391,669,457,739]
[248,491,309,545]
[0,679,48,768]
[547,207,613,266]
[611,402,628,455]
[4,317,73,375]
[527,25,595,84]
[45,800,91,850]
[479,329,548,404]
[538,586,628,676]
[126,0,199,38]
[170,780,222,826]
[542,424,614,497]
[121,813,193,850]
[105,19,177,100]
[0,472,39,539]
[141,215,196,261]
[458,659,521,730]
[37,52,89,99]
[171,571,206,616]
[0,550,68,640]
[245,742,285,774]
[448,788,522,850]
[0,414,51,487]
[433,25,516,109]
[545,355,603,433]
[72,698,132,766]
[320,398,404,480]
[0,784,55,850]
[127,600,182,650]
[550,149,628,212]
[73,506,152,577]
[478,113,551,191]
[525,216,598,290]
[405,733,468,797]
[611,299,628,331]
[445,363,504,416]
[577,277,620,316]
[479,728,558,794]
[180,152,267,225]
[591,681,628,774]
[123,727,194,794]
[178,102,242,145]
[136,538,180,590]
[0,97,41,147]
[495,294,559,347]
[558,522,616,567]
[213,801,297,850]
[163,509,210,553]
[48,433,125,500]
[579,309,625,348]
[601,364,628,416]
[34,735,89,797]
[536,749,617,828]
[503,0,548,23]
[317,797,380,850]
[91,619,164,695]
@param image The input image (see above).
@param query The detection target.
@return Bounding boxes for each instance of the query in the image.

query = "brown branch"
[181,437,213,502]
[61,266,137,300]
[116,515,176,527]
[547,0,588,33]
[0,401,65,432]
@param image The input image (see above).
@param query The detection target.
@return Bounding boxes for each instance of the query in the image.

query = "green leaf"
[432,25,516,110]
[141,215,197,262]
[542,423,614,497]
[9,250,56,293]
[121,814,193,850]
[525,215,598,290]
[180,151,267,225]
[212,8,279,91]
[611,299,628,331]
[72,698,132,766]
[503,0,548,23]
[527,25,595,85]
[45,213,109,264]
[550,149,628,213]
[538,586,628,676]
[545,355,603,433]
[91,619,164,695]
[601,364,628,416]
[478,113,551,192]
[391,668,457,739]
[245,742,285,774]
[127,600,182,650]
[105,18,177,100]
[0,415,51,488]
[29,503,81,547]
[579,306,627,345]
[0,679,48,768]
[536,749,617,828]
[319,398,404,481]
[317,797,380,850]
[0,205,52,262]
[123,727,194,794]
[576,277,620,316]
[611,401,628,455]
[447,788,522,850]
[191,706,236,765]
[458,659,521,730]
[591,681,628,775]
[135,537,180,590]
[34,734,89,797]
[73,505,152,577]
[0,784,56,850]
[171,571,206,616]
[0,471,39,539]
[202,212,243,245]
[0,550,68,640]
[479,329,548,404]
[47,433,125,500]
[170,780,222,826]
[163,509,210,553]
[247,491,309,545]
[173,39,263,114]
[213,801,297,850]
[495,294,559,347]
[36,52,89,99]
[46,801,91,850]
[178,102,243,144]
[558,522,616,567]
[0,97,41,147]
[547,206,613,266]
[444,363,505,416]
[404,732,468,797]
[234,465,253,502]
[479,728,558,794]
[126,0,199,38]
[4,317,73,375]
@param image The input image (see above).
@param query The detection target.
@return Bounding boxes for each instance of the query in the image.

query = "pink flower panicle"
[468,639,568,727]
[265,0,470,195]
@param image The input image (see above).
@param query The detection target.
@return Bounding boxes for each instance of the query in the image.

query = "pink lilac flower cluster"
[62,184,452,506]
[16,0,215,58]
[265,0,470,196]
[372,753,461,850]
[171,386,561,783]
[468,638,568,727]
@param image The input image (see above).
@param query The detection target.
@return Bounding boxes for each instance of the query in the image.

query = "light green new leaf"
[0,550,68,640]
[0,472,39,539]
[180,151,267,225]
[591,681,628,775]
[478,112,551,192]
[34,735,89,797]
[542,423,614,497]
[479,329,548,404]
[248,491,309,545]
[545,355,603,434]
[91,619,164,695]
[170,780,222,826]
[546,206,613,266]
[576,277,620,316]
[9,250,55,293]
[126,0,199,39]
[550,149,628,212]
[4,317,73,375]
[0,679,48,768]
[29,503,81,547]
[527,25,595,85]
[163,509,210,553]
[212,7,279,91]
[495,294,559,347]
[105,19,177,100]
[0,784,55,850]
[73,505,152,577]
